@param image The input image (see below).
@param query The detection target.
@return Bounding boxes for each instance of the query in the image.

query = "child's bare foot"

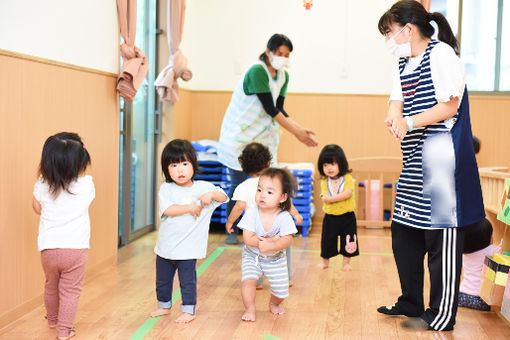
[289,280,293,287]
[269,302,285,315]
[342,257,352,271]
[57,330,76,340]
[149,308,170,318]
[256,284,263,290]
[241,308,256,322]
[317,260,329,269]
[174,312,196,323]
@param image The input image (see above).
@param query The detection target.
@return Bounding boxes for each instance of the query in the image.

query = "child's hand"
[225,221,234,234]
[264,235,280,242]
[258,236,271,253]
[294,213,303,226]
[198,192,213,207]
[321,194,331,204]
[188,202,202,219]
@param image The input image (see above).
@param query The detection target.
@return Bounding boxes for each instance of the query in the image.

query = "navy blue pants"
[155,256,197,314]
[225,167,248,234]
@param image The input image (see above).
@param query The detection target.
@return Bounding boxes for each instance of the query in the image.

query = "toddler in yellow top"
[317,144,359,271]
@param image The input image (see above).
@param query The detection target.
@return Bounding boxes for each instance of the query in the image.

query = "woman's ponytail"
[378,1,459,55]
[429,12,459,55]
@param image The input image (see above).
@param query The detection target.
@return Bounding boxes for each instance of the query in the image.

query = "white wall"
[0,0,119,73]
[179,0,396,94]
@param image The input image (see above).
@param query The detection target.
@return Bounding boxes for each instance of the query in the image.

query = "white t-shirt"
[237,207,297,256]
[232,177,259,209]
[33,175,95,251]
[156,181,227,260]
[390,41,465,108]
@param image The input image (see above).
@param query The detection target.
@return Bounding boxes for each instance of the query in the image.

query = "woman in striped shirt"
[376,0,484,331]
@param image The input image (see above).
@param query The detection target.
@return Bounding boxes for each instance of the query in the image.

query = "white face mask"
[386,25,411,58]
[269,52,289,70]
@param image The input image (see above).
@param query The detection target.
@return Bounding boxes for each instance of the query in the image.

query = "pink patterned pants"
[40,248,88,338]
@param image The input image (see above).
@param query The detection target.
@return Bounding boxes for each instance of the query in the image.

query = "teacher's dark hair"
[259,34,294,63]
[378,0,458,55]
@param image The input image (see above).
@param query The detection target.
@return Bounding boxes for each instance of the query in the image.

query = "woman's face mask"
[386,24,411,58]
[270,52,289,70]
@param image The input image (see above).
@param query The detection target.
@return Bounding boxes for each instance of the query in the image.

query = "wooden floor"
[1,228,510,340]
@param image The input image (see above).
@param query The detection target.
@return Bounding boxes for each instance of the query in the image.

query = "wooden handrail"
[479,167,510,180]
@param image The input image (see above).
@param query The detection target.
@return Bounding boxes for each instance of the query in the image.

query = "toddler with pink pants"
[32,132,95,340]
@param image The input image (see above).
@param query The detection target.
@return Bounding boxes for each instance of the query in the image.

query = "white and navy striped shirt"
[393,40,460,229]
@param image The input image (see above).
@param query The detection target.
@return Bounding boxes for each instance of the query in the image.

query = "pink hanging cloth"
[155,0,192,103]
[116,0,149,102]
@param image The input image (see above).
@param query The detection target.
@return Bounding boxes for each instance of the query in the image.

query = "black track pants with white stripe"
[391,221,464,331]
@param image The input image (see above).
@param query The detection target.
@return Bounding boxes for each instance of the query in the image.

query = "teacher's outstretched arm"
[273,112,318,147]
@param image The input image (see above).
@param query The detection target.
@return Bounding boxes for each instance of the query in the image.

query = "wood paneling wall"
[470,96,510,168]
[173,89,510,231]
[0,53,119,328]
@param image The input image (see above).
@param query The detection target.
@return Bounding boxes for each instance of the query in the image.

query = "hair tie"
[428,12,433,21]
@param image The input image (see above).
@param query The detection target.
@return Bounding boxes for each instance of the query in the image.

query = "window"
[499,0,510,90]
[431,0,508,92]
[460,0,508,91]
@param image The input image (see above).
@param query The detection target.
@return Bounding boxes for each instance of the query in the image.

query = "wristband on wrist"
[405,116,414,132]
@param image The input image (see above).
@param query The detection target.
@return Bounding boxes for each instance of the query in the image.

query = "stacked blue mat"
[191,141,231,224]
[194,161,231,224]
[290,169,314,237]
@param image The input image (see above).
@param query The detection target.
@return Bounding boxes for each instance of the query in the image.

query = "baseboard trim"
[0,254,117,331]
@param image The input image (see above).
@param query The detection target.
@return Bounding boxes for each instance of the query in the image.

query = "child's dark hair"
[161,139,199,183]
[259,33,293,63]
[317,144,350,177]
[238,142,272,175]
[463,218,493,254]
[260,168,295,211]
[39,132,91,196]
[473,135,481,154]
[378,0,459,55]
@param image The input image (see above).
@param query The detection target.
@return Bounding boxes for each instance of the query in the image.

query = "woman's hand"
[294,126,318,147]
[390,117,408,141]
[384,116,395,136]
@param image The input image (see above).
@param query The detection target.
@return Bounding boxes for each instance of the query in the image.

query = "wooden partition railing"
[479,167,510,214]
[479,166,510,248]
[349,157,402,228]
